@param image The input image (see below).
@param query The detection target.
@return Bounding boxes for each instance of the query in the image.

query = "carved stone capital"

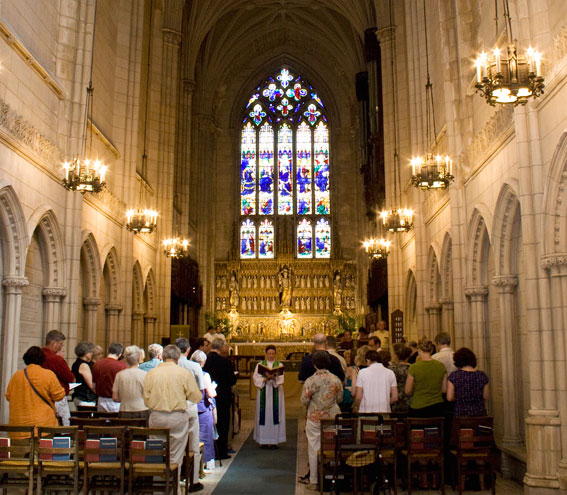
[439,297,454,307]
[183,79,196,93]
[464,285,488,300]
[425,302,442,313]
[144,314,158,323]
[162,28,182,46]
[83,297,102,309]
[105,304,123,314]
[541,253,567,271]
[492,275,518,293]
[132,309,145,318]
[2,276,29,288]
[376,26,395,44]
[42,287,67,300]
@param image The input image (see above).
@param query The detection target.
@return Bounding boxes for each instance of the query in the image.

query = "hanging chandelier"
[126,0,158,234]
[474,0,544,106]
[126,206,158,234]
[363,238,391,259]
[162,237,190,258]
[411,154,453,190]
[380,208,414,233]
[62,1,107,194]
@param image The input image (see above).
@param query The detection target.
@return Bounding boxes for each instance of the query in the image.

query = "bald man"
[298,333,345,382]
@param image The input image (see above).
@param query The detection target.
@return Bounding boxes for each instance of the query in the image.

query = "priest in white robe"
[253,345,286,448]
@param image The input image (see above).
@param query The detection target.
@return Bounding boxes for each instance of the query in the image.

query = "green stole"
[259,360,280,426]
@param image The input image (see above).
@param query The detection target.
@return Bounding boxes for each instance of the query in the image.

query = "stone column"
[425,302,441,336]
[439,297,454,343]
[492,275,524,468]
[82,297,101,343]
[144,315,157,345]
[105,304,123,345]
[464,286,488,371]
[42,287,67,334]
[131,310,145,348]
[1,276,28,422]
[176,78,195,222]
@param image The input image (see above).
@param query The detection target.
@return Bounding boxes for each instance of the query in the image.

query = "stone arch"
[132,261,144,313]
[467,207,493,287]
[492,182,522,276]
[0,184,28,278]
[426,245,441,303]
[404,269,417,338]
[101,247,121,305]
[542,130,567,254]
[144,268,156,315]
[27,207,66,288]
[440,232,453,299]
[80,232,101,298]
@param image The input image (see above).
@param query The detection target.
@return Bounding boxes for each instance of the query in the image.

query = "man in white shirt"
[432,332,457,375]
[175,338,205,492]
[203,326,226,345]
[355,350,397,413]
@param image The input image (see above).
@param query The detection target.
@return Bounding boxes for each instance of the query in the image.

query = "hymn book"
[257,363,284,377]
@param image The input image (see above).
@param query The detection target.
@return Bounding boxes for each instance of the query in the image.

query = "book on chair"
[0,438,10,459]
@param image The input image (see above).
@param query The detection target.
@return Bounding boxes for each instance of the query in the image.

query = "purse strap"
[24,368,54,410]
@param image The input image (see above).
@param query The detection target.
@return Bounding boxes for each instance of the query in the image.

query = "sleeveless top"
[71,358,97,403]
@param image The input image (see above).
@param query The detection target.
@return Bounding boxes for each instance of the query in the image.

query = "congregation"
[4,325,490,493]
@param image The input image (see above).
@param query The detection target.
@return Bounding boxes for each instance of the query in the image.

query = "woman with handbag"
[6,346,65,436]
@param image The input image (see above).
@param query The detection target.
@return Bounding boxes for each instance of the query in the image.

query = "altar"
[231,341,313,358]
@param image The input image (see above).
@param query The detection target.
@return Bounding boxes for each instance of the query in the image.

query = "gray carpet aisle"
[212,419,298,495]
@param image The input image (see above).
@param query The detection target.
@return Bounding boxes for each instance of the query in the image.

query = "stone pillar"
[82,297,101,343]
[492,275,524,466]
[464,286,488,371]
[176,78,195,221]
[1,276,29,423]
[144,315,157,345]
[105,304,123,345]
[131,310,145,348]
[439,297,454,343]
[425,302,441,337]
[42,287,67,334]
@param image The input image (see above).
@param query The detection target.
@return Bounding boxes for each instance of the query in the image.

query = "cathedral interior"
[2,0,567,492]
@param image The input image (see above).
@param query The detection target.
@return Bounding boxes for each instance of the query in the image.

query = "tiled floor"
[199,380,524,495]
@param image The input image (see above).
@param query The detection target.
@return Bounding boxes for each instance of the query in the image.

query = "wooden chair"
[128,427,178,495]
[401,417,445,494]
[83,426,126,494]
[0,425,35,495]
[327,415,359,494]
[359,416,398,495]
[36,426,81,495]
[70,410,120,419]
[449,416,497,495]
[317,419,338,494]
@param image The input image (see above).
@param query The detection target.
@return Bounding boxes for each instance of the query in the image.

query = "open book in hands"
[257,363,284,378]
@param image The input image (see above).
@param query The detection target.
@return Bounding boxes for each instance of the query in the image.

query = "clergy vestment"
[253,360,286,445]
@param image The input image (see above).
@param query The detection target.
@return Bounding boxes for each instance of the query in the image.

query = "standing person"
[71,341,97,407]
[354,350,398,413]
[339,330,354,351]
[191,350,217,473]
[368,336,381,351]
[447,347,490,417]
[203,338,237,460]
[405,338,447,417]
[298,333,345,383]
[139,343,163,372]
[389,343,412,413]
[41,330,75,425]
[176,338,205,492]
[203,326,226,345]
[432,332,457,375]
[373,320,390,350]
[92,343,127,412]
[325,335,347,373]
[144,345,202,490]
[91,345,104,364]
[112,346,149,419]
[253,345,286,449]
[299,351,343,491]
[6,347,66,435]
[407,341,419,364]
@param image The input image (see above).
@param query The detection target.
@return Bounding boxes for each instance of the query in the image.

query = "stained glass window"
[239,68,331,259]
[258,220,275,259]
[297,219,312,258]
[240,219,256,258]
[315,218,331,258]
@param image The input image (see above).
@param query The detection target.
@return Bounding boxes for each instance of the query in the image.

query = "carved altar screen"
[240,68,330,260]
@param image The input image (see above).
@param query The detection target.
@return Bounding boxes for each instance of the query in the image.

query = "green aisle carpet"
[212,419,298,495]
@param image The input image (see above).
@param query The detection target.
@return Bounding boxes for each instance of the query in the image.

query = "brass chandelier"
[126,0,158,234]
[363,237,391,260]
[410,0,454,191]
[62,0,107,194]
[474,0,544,106]
[162,237,190,258]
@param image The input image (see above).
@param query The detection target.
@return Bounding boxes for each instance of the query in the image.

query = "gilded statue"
[228,272,239,309]
[278,265,292,308]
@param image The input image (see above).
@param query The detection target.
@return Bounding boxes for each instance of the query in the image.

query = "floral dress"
[300,369,343,421]
[389,362,411,413]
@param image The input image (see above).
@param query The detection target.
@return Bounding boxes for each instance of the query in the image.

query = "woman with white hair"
[191,349,217,471]
[112,345,149,419]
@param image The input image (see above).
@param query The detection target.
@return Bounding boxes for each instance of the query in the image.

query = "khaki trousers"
[187,405,201,484]
[149,410,189,471]
[305,419,321,485]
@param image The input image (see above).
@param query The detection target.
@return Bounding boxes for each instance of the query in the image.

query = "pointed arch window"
[239,67,331,259]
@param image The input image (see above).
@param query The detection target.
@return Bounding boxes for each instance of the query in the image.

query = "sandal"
[298,475,310,485]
